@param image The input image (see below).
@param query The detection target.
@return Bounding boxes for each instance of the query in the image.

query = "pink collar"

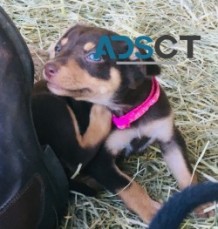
[112,77,160,129]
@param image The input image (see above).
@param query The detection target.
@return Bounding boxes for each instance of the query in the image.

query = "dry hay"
[1,0,218,228]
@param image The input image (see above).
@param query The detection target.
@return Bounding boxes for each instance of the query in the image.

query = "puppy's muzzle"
[44,62,58,79]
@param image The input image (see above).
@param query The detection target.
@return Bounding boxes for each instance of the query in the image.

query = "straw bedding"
[1,0,218,228]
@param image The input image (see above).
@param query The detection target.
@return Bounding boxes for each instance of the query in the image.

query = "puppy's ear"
[141,57,161,76]
[130,47,161,77]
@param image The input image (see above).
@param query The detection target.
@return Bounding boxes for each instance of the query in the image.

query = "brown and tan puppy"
[34,24,212,223]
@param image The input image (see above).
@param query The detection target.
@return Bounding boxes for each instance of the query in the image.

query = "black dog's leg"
[85,149,161,223]
[158,127,197,190]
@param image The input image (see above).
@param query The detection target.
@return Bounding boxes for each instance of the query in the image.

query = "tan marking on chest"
[106,113,174,155]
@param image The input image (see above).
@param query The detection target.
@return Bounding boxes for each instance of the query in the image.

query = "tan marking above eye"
[129,47,139,60]
[83,42,95,51]
[61,37,69,46]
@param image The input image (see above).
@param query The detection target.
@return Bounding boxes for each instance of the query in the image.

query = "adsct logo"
[95,35,201,65]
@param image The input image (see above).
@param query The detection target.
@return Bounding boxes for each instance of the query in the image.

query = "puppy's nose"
[44,63,58,79]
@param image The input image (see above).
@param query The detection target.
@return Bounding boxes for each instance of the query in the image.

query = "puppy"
[39,24,209,223]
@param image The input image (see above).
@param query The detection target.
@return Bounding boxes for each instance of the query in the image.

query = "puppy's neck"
[110,78,152,116]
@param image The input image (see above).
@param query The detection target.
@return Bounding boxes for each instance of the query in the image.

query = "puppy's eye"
[86,52,103,62]
[54,44,61,53]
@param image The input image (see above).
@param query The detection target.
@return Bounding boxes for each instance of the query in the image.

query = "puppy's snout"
[44,63,58,79]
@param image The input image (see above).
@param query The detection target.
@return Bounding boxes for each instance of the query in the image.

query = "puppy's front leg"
[67,104,112,148]
[158,127,197,190]
[82,104,112,147]
[85,151,161,223]
[118,177,161,223]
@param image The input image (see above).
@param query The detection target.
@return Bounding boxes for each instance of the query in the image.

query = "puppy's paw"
[142,200,162,223]
[194,202,215,218]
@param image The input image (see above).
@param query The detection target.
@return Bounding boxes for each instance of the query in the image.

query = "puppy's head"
[44,24,160,108]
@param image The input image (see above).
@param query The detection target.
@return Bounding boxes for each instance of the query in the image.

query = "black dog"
[32,24,211,223]
[32,80,112,195]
